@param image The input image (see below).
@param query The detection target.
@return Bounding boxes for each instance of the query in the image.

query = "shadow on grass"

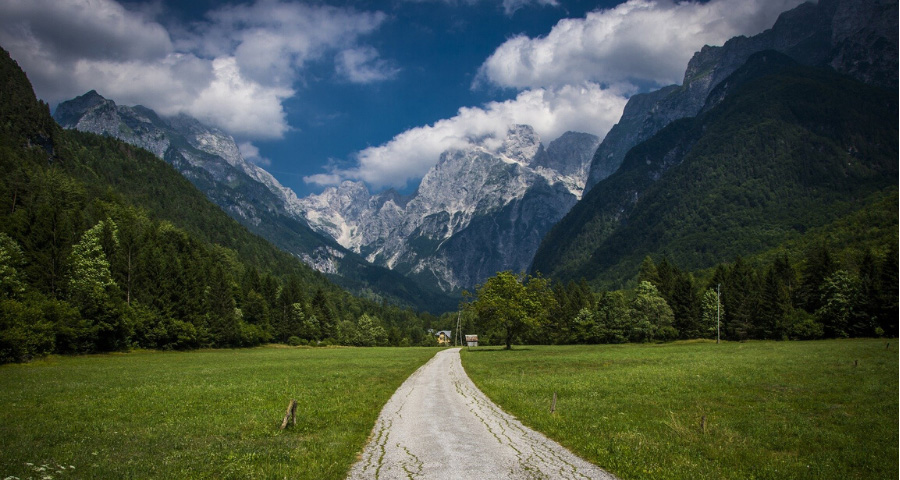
[462,346,533,353]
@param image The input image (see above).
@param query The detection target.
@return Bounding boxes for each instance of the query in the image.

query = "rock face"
[583,0,898,193]
[300,126,600,291]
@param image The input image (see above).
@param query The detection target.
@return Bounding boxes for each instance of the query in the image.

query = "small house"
[435,330,452,345]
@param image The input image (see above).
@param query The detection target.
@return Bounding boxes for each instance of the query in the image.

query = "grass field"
[0,346,437,479]
[461,339,898,480]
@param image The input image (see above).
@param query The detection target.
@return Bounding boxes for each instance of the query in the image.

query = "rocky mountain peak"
[53,90,113,125]
[497,124,542,165]
[535,131,601,180]
[299,123,600,291]
[52,90,109,125]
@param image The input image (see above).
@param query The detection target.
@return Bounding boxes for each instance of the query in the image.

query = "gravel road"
[346,348,617,480]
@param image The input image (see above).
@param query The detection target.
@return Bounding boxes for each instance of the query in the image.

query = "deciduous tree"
[468,271,554,350]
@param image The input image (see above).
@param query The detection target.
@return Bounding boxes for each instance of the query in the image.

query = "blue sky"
[0,0,803,196]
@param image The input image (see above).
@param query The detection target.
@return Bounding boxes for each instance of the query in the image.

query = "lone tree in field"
[467,271,554,350]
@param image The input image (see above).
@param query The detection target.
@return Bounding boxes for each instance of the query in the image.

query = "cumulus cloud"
[476,0,806,89]
[238,141,272,167]
[336,47,401,84]
[0,0,392,140]
[306,82,629,188]
[188,0,388,87]
[190,57,294,138]
[312,0,803,190]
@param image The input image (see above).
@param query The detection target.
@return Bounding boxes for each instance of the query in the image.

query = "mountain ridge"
[583,0,898,193]
[53,91,456,312]
[531,51,898,287]
[300,125,600,291]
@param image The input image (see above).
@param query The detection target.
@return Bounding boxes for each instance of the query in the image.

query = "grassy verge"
[461,340,897,479]
[0,346,437,479]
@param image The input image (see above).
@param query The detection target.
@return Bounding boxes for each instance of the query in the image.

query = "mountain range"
[50,0,897,307]
[55,94,600,294]
[299,126,599,291]
[53,90,456,312]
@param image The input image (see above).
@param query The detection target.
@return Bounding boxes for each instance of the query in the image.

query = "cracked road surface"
[347,348,617,480]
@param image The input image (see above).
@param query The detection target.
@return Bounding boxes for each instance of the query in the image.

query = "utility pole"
[716,283,721,344]
[455,312,462,347]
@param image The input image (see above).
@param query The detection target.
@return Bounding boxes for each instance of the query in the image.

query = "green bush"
[0,297,59,362]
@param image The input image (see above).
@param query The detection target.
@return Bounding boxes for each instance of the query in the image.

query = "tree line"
[464,245,897,348]
[0,192,441,363]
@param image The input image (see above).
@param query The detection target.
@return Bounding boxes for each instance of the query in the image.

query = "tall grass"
[461,339,897,479]
[0,346,437,479]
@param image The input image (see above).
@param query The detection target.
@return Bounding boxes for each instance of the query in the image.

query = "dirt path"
[347,348,617,480]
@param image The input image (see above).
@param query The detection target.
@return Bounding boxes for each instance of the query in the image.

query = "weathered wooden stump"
[281,398,298,429]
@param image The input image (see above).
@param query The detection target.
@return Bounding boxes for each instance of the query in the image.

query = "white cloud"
[238,141,272,167]
[306,82,629,189]
[476,0,806,89]
[190,57,294,139]
[502,0,559,16]
[312,0,804,191]
[402,0,560,16]
[336,47,401,84]
[193,0,388,87]
[0,0,392,140]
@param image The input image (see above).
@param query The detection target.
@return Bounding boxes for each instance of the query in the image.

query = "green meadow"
[461,339,898,480]
[0,346,437,479]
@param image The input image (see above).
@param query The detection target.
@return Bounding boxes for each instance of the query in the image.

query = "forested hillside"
[532,52,898,288]
[0,47,438,363]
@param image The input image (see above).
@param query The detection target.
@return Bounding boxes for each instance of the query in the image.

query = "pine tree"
[638,256,659,285]
[205,264,239,347]
[799,244,836,313]
[758,263,792,339]
[311,288,337,340]
[723,257,758,341]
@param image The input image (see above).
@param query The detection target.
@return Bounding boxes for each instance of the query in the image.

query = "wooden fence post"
[281,398,298,429]
[550,392,557,414]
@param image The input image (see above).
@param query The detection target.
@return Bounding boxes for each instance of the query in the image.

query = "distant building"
[465,335,478,347]
[436,330,452,345]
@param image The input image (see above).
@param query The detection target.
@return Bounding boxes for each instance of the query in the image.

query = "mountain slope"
[300,126,599,291]
[1,45,439,358]
[53,92,454,312]
[583,0,898,193]
[531,52,898,287]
